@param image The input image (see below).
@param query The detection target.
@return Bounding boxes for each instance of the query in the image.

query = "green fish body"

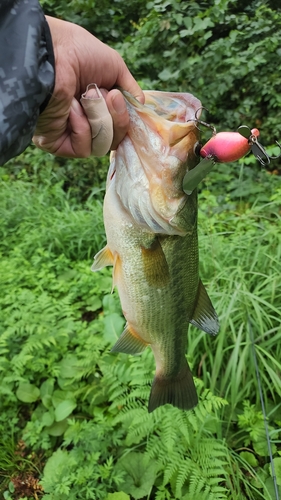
[92,91,219,412]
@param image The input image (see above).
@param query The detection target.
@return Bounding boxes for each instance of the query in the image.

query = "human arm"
[0,2,144,165]
[0,0,55,165]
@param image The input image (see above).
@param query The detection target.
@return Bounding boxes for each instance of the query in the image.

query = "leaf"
[59,356,80,378]
[103,313,125,344]
[54,400,77,422]
[264,477,281,498]
[8,482,15,493]
[240,451,258,467]
[116,452,157,499]
[86,296,102,312]
[41,410,55,427]
[270,457,281,486]
[52,390,74,408]
[253,438,277,457]
[103,294,119,314]
[40,379,55,408]
[16,382,40,403]
[45,419,68,436]
[40,378,55,397]
[41,449,70,491]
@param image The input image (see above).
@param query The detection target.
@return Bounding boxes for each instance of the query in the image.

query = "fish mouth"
[123,90,201,123]
[122,90,201,167]
[112,89,201,234]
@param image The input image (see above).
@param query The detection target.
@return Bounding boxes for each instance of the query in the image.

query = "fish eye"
[194,142,202,156]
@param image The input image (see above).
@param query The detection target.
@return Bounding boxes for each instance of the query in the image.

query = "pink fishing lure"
[200,128,260,162]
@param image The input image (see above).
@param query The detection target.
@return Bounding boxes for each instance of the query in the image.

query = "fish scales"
[92,90,219,412]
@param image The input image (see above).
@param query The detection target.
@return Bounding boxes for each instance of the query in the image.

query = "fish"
[91,90,219,413]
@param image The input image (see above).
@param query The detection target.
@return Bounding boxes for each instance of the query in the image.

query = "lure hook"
[187,107,217,135]
[250,135,281,167]
[238,125,281,167]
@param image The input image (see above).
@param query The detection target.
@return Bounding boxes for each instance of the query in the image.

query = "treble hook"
[187,107,217,135]
[238,125,281,166]
[250,135,281,167]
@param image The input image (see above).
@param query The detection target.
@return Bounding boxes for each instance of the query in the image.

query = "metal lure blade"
[237,125,251,139]
[182,156,216,195]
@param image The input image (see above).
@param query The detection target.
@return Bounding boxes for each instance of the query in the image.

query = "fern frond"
[175,458,194,497]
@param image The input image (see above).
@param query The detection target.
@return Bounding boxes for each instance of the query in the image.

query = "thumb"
[80,84,113,156]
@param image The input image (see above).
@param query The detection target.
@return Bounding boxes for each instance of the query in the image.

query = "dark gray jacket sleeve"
[0,0,55,165]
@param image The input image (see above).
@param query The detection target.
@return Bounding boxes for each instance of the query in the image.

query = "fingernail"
[112,93,127,115]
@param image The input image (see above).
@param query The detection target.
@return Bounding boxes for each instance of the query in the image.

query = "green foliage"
[0,174,105,260]
[1,145,108,203]
[1,172,280,499]
[113,0,281,146]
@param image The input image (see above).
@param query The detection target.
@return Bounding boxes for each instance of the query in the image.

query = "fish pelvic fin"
[148,361,198,413]
[111,323,148,355]
[91,245,114,271]
[190,279,219,336]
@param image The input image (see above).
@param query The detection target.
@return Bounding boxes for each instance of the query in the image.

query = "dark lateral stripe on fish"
[148,362,198,413]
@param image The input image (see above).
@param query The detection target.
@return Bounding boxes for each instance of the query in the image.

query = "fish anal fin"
[190,279,219,336]
[148,361,198,413]
[91,246,114,271]
[141,238,169,287]
[111,323,148,355]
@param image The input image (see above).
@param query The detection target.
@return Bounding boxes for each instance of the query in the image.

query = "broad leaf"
[240,451,258,468]
[103,313,125,344]
[16,382,40,403]
[55,400,77,421]
[270,457,281,486]
[116,452,157,499]
[45,419,68,437]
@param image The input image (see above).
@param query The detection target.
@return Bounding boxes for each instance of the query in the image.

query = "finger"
[106,89,130,150]
[80,84,113,156]
[61,98,92,156]
[33,98,92,157]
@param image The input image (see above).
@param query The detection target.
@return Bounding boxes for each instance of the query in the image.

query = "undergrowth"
[0,163,281,499]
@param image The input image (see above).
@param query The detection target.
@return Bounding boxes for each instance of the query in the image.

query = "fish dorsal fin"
[190,280,219,336]
[91,246,114,271]
[111,323,148,355]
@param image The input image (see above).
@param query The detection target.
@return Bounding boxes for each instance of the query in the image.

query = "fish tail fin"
[148,361,198,413]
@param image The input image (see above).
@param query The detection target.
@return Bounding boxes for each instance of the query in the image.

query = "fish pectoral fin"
[111,323,148,355]
[112,253,122,293]
[141,238,170,287]
[190,279,219,336]
[148,361,198,413]
[91,246,114,271]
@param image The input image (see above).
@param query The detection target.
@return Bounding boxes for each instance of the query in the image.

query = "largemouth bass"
[92,90,219,412]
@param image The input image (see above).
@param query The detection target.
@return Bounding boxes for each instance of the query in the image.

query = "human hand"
[33,16,144,157]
